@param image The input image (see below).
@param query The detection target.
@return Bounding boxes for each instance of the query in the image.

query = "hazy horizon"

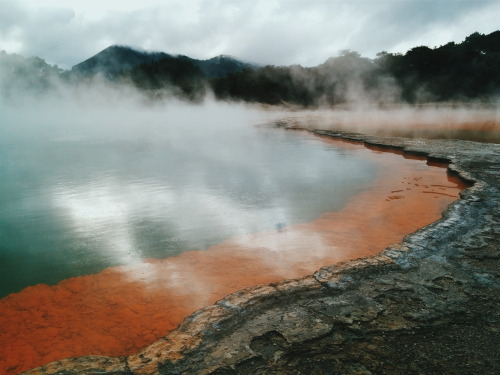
[1,0,499,69]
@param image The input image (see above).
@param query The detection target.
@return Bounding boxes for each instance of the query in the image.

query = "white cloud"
[0,0,498,68]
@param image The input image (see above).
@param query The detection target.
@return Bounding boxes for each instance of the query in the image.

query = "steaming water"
[0,102,376,298]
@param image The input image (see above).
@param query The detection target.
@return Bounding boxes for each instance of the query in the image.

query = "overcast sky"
[1,0,498,69]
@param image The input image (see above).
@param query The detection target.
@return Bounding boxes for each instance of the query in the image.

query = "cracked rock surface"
[24,130,500,375]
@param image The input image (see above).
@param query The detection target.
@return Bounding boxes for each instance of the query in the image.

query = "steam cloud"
[1,33,499,146]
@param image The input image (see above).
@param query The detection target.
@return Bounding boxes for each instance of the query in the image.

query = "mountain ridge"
[70,45,258,80]
[2,30,499,104]
[71,45,171,78]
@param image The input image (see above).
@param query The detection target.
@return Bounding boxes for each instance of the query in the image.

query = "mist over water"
[0,95,377,297]
[276,103,500,143]
[0,70,480,375]
[2,70,495,299]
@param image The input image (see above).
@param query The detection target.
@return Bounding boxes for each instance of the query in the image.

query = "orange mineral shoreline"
[0,134,468,375]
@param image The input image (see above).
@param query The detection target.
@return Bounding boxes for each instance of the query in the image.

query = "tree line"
[1,31,499,105]
[211,31,500,105]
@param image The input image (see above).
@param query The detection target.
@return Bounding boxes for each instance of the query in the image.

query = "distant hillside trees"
[0,51,63,98]
[211,50,397,106]
[375,31,500,102]
[211,64,316,105]
[210,31,500,106]
[65,46,256,102]
[124,56,207,101]
[1,31,498,105]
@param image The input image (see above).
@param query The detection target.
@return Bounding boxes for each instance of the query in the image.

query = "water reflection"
[0,103,375,297]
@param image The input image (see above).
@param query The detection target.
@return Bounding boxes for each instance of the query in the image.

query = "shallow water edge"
[23,130,500,375]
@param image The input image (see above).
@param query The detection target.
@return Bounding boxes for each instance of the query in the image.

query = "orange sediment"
[0,135,468,375]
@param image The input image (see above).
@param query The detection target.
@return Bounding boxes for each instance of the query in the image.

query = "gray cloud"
[0,0,498,68]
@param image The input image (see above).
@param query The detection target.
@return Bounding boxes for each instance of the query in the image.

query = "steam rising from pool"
[274,104,499,143]
[1,95,379,297]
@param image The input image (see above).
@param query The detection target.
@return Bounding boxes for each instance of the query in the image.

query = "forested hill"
[69,45,257,81]
[212,31,500,105]
[1,31,499,104]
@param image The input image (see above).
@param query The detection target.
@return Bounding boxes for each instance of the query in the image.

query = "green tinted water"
[0,103,376,297]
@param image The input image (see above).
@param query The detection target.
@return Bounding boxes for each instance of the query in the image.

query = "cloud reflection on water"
[0,99,376,295]
[50,175,291,268]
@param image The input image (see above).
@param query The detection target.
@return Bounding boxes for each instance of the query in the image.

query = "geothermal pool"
[0,103,466,374]
[0,104,377,297]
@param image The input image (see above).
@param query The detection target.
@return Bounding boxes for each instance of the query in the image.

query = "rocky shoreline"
[24,130,499,375]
